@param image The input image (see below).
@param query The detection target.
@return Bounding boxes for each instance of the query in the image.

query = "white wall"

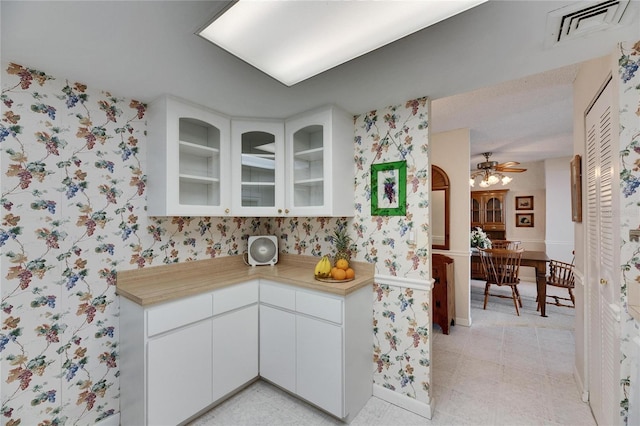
[499,161,546,251]
[545,156,574,263]
[431,128,471,327]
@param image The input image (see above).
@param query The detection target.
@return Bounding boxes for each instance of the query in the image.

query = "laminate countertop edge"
[116,253,375,306]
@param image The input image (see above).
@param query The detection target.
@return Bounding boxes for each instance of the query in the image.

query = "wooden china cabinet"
[470,189,508,279]
[470,189,508,239]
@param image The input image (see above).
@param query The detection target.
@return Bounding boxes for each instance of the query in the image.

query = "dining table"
[471,250,551,317]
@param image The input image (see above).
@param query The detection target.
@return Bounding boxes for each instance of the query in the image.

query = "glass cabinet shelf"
[179,140,220,157]
[240,182,276,186]
[179,174,219,184]
[294,178,323,185]
[294,147,323,162]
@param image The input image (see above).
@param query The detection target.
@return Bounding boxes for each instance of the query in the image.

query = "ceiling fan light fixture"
[487,174,500,185]
[470,152,524,188]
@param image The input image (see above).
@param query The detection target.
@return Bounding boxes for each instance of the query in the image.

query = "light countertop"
[116,253,375,306]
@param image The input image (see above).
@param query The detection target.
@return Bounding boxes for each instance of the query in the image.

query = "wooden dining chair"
[479,248,525,315]
[490,240,521,249]
[540,258,576,308]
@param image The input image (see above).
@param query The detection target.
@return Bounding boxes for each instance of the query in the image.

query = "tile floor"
[188,280,595,425]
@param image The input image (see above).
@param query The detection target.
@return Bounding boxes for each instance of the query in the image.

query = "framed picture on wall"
[516,213,534,227]
[515,196,534,210]
[371,161,406,216]
[571,154,582,222]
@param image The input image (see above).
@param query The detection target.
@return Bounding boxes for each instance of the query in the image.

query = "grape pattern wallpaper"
[353,100,432,406]
[0,62,434,424]
[617,40,640,425]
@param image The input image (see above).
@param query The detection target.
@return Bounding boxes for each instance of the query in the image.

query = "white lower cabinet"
[259,280,372,422]
[259,304,296,392]
[147,320,213,426]
[212,304,259,401]
[120,281,259,426]
[120,278,371,424]
[296,315,343,416]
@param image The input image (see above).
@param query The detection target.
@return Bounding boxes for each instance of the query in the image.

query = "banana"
[314,255,331,278]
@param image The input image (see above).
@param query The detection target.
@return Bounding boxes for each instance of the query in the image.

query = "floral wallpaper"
[0,62,432,424]
[352,102,432,405]
[617,40,640,425]
[0,63,350,425]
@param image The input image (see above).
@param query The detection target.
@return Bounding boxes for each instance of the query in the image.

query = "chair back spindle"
[490,240,521,250]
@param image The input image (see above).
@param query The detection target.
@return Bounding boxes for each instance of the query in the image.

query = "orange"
[345,268,355,279]
[331,267,339,277]
[331,268,347,280]
[335,258,349,270]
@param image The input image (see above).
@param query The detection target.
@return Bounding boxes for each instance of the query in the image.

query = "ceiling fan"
[470,152,526,187]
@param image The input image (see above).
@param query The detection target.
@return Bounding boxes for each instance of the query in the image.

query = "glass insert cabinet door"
[471,196,482,227]
[178,117,222,207]
[146,95,232,217]
[484,196,503,224]
[232,120,285,215]
[241,131,277,207]
[291,124,324,208]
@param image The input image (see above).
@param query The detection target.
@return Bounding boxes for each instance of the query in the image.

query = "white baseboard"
[372,383,432,419]
[573,364,589,403]
[455,317,471,327]
[95,413,120,426]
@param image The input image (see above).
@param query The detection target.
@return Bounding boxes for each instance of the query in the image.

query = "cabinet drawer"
[260,281,296,310]
[213,280,259,315]
[147,294,213,337]
[296,290,342,324]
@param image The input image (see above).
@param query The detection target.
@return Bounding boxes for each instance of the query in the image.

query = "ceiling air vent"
[545,0,630,47]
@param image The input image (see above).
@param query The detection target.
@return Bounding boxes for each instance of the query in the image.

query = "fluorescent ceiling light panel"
[198,0,487,86]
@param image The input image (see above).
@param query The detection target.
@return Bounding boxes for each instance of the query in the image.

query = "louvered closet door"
[585,77,621,426]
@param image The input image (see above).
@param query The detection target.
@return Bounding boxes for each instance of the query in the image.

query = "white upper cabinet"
[147,98,354,217]
[231,119,285,216]
[147,95,231,216]
[285,106,354,217]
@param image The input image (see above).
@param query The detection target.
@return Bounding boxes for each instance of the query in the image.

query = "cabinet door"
[296,315,343,418]
[212,304,259,401]
[470,194,482,228]
[231,119,285,216]
[285,106,354,217]
[147,320,213,426]
[259,304,296,392]
[147,95,231,216]
[483,194,505,229]
[286,112,327,215]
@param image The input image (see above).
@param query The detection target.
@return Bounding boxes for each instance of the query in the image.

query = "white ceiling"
[2,1,639,168]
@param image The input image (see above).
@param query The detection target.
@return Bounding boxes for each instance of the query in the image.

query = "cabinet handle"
[225,208,230,214]
[285,209,290,214]
[278,209,282,214]
[600,278,608,285]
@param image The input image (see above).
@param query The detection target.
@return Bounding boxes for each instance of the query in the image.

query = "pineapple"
[333,227,352,265]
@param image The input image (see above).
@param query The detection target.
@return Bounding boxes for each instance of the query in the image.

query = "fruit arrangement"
[313,255,355,280]
[314,227,355,281]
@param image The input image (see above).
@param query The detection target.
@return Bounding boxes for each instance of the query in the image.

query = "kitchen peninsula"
[117,254,374,425]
